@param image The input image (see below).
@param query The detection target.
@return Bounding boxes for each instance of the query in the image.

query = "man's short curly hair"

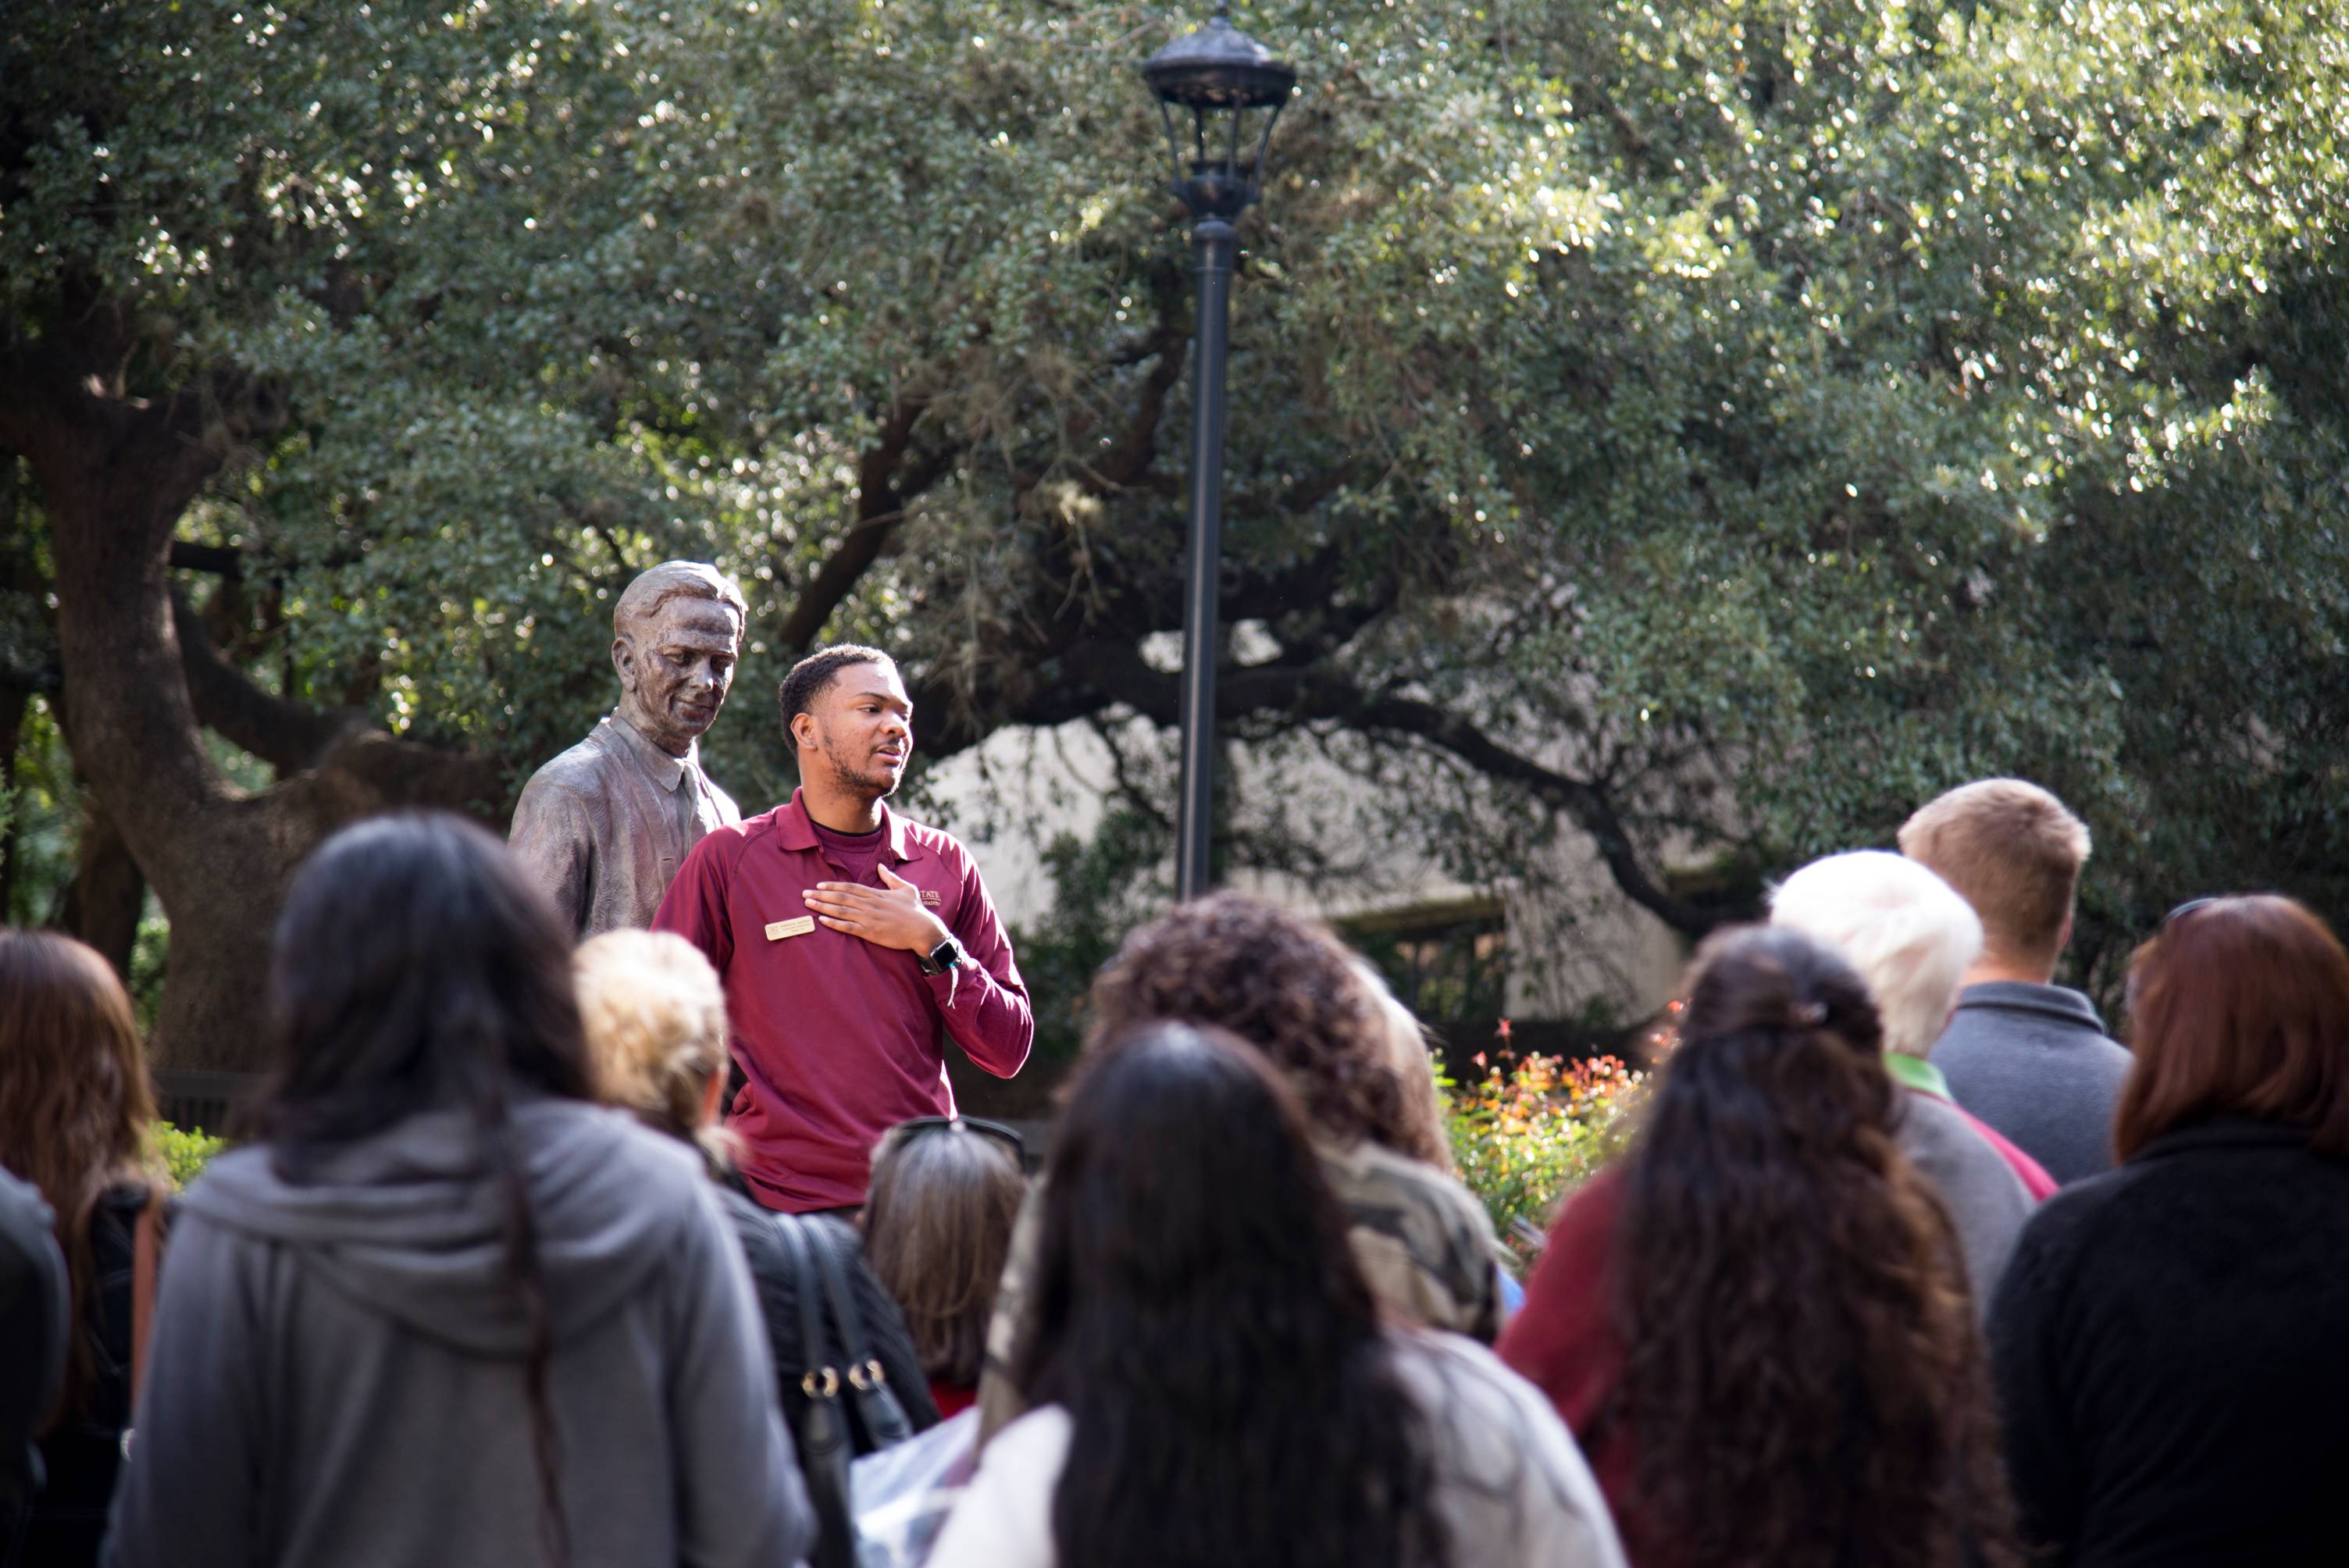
[1085,893,1415,1154]
[776,644,895,736]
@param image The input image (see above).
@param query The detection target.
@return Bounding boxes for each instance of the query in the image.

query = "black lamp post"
[1140,3,1296,902]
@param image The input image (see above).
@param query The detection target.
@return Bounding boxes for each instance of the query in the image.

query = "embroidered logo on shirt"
[921,890,943,907]
[765,916,817,941]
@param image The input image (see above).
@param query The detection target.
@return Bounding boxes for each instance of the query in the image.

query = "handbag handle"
[772,1213,843,1407]
[772,1212,858,1568]
[806,1219,914,1449]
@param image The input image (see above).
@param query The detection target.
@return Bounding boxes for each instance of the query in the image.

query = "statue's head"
[611,561,747,756]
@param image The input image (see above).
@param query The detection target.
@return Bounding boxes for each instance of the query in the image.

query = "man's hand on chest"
[803,864,954,957]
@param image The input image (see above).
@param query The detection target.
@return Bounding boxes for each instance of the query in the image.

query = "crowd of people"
[2,772,2346,1567]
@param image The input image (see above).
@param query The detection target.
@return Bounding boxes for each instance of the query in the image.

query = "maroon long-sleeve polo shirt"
[652,788,1033,1211]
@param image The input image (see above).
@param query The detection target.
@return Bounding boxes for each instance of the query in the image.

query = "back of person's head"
[1770,850,1983,1057]
[2116,895,2349,1159]
[1353,960,1453,1171]
[0,929,162,1413]
[1018,1021,1444,1568]
[248,811,592,1160]
[575,930,727,1136]
[575,929,733,1164]
[1614,925,2018,1568]
[862,1121,1025,1392]
[243,811,589,1563]
[1085,894,1415,1156]
[1898,779,2091,975]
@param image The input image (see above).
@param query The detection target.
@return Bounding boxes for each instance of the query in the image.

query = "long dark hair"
[1609,925,2019,1568]
[243,812,592,1565]
[1015,1021,1448,1568]
[0,929,166,1421]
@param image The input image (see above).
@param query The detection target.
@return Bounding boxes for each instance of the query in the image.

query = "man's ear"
[2055,908,2075,958]
[611,636,636,690]
[789,711,814,752]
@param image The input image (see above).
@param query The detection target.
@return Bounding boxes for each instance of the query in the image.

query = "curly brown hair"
[1085,895,1427,1158]
[1609,925,2020,1568]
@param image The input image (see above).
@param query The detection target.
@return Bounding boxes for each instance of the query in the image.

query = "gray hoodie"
[102,1099,814,1568]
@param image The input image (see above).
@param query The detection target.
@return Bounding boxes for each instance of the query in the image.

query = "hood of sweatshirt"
[180,1098,707,1357]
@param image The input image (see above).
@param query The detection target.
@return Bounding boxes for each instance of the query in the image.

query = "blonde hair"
[1769,851,1983,1058]
[574,931,734,1161]
[1898,779,2091,973]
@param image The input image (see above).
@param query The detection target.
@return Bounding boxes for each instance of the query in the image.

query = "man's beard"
[822,736,900,799]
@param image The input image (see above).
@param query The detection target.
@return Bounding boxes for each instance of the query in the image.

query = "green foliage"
[7,0,2349,982]
[2,699,77,926]
[155,1121,226,1191]
[1445,1051,1649,1265]
[1003,804,1170,1064]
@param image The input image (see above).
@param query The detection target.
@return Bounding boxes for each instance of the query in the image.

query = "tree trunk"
[2,324,500,1071]
[52,803,146,979]
[0,682,23,921]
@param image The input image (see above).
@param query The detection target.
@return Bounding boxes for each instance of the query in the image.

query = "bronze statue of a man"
[509,561,747,936]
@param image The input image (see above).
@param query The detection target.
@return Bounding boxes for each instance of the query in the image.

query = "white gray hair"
[1767,850,1983,1058]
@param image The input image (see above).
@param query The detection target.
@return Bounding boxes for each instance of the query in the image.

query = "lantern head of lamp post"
[1140,3,1296,222]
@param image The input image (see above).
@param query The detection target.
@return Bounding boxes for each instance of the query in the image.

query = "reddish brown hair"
[0,930,164,1416]
[2115,896,2349,1160]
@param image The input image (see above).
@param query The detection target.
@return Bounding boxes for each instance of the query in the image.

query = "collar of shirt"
[1953,980,2107,1033]
[772,787,920,864]
[1883,1051,1954,1099]
[606,711,696,793]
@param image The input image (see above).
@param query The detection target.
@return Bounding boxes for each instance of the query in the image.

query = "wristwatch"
[917,935,967,976]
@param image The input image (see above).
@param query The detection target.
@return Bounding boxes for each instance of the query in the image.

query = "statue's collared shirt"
[508,712,740,937]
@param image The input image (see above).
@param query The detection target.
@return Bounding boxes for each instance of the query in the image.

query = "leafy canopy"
[5,0,2347,998]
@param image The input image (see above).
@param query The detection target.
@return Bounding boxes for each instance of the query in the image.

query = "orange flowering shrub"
[1445,1009,1680,1267]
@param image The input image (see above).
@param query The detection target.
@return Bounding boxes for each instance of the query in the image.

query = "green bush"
[155,1121,225,1191]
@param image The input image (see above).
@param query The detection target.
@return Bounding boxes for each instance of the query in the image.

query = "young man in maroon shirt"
[653,645,1033,1213]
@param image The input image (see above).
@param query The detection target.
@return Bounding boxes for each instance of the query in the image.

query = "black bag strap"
[772,1213,857,1568]
[773,1213,836,1401]
[807,1220,914,1449]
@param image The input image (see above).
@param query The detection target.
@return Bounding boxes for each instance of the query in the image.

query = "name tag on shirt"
[765,916,817,941]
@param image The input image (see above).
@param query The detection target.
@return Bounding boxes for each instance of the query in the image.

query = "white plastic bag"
[850,1407,978,1568]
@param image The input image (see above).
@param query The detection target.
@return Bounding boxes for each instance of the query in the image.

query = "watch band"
[918,935,964,976]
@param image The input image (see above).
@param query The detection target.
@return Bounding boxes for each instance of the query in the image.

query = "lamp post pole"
[1174,216,1235,901]
[1141,3,1294,903]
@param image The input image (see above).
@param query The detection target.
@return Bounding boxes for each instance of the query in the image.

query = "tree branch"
[170,588,358,772]
[168,540,243,576]
[1053,636,1729,937]
[772,394,944,655]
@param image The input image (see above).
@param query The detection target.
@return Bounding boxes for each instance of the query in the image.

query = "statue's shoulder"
[516,724,628,806]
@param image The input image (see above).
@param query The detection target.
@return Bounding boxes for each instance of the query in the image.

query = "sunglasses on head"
[885,1114,1026,1167]
[2161,896,2221,929]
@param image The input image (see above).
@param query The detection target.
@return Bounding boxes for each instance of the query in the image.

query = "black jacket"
[714,1188,938,1448]
[1987,1118,2349,1566]
[3,1185,148,1568]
